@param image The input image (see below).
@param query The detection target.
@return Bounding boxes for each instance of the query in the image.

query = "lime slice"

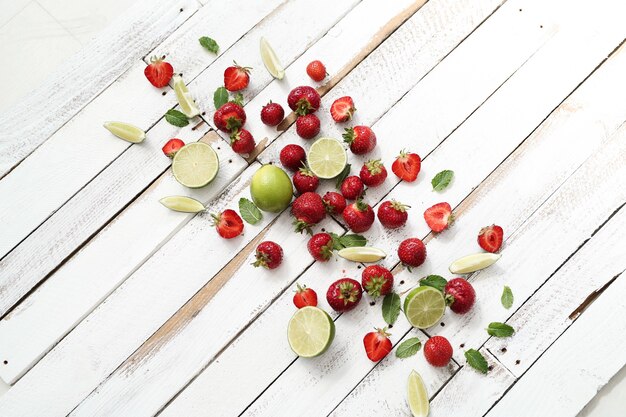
[337,246,386,263]
[407,370,429,417]
[172,75,200,118]
[307,137,348,179]
[103,121,145,143]
[260,37,285,79]
[449,253,501,274]
[287,306,335,357]
[172,142,219,188]
[403,286,446,329]
[159,196,205,213]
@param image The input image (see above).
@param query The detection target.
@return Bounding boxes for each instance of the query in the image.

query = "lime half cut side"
[172,75,200,118]
[287,306,335,357]
[337,246,386,263]
[159,196,205,213]
[307,137,347,179]
[260,37,285,79]
[103,121,145,143]
[407,370,429,417]
[403,286,446,329]
[449,252,501,274]
[172,142,219,188]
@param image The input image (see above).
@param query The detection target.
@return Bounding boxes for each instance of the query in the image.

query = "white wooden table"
[0,0,625,415]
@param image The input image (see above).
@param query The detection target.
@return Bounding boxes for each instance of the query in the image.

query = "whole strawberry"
[377,200,410,229]
[398,238,426,268]
[144,56,174,88]
[341,176,364,200]
[210,209,244,239]
[293,284,318,308]
[291,192,326,233]
[224,62,251,91]
[343,126,376,154]
[306,60,327,82]
[330,96,355,122]
[230,129,255,155]
[293,167,319,194]
[424,202,453,233]
[162,138,184,158]
[343,199,375,233]
[322,191,346,215]
[424,336,453,367]
[296,114,320,139]
[363,328,392,362]
[359,160,387,187]
[288,86,321,115]
[326,278,362,312]
[361,265,394,298]
[214,102,246,133]
[392,150,421,182]
[307,232,334,262]
[279,144,306,171]
[253,241,283,269]
[478,224,504,253]
[444,278,476,314]
[260,101,284,126]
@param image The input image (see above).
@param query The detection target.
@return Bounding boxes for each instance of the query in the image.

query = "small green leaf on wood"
[238,198,262,225]
[339,234,367,248]
[465,349,489,374]
[486,322,515,337]
[335,163,351,189]
[396,337,422,359]
[419,275,448,292]
[214,87,229,109]
[199,36,219,54]
[164,109,189,127]
[431,170,454,191]
[382,292,401,325]
[501,286,514,309]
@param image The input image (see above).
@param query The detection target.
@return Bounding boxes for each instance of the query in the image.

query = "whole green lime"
[250,165,293,212]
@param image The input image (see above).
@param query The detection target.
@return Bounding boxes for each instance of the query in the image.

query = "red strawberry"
[478,224,504,253]
[330,96,355,122]
[144,56,174,88]
[424,202,453,233]
[343,199,375,233]
[260,101,284,126]
[288,86,321,115]
[210,209,244,239]
[341,176,364,200]
[377,200,409,229]
[306,60,327,82]
[253,241,283,269]
[326,278,362,312]
[162,138,184,158]
[293,284,318,308]
[296,114,320,139]
[397,238,426,268]
[444,278,475,314]
[291,192,326,233]
[293,167,319,194]
[307,232,334,262]
[424,336,453,367]
[322,191,346,215]
[230,128,255,155]
[214,102,246,133]
[359,160,387,187]
[279,144,306,171]
[361,265,394,298]
[343,126,376,154]
[224,62,251,91]
[363,328,392,362]
[391,150,421,182]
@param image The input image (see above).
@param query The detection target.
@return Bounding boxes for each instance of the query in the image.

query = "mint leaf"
[487,322,515,337]
[465,349,488,374]
[164,109,189,127]
[431,170,454,191]
[419,275,448,292]
[338,234,366,248]
[238,198,262,225]
[214,87,229,109]
[396,337,421,359]
[199,36,219,54]
[335,163,351,189]
[501,286,513,309]
[382,292,401,325]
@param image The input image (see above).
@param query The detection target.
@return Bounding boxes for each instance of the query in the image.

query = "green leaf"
[431,170,454,191]
[335,163,351,189]
[419,275,448,292]
[164,109,189,127]
[199,36,219,54]
[501,286,514,309]
[338,234,367,248]
[213,87,229,109]
[238,198,263,225]
[395,337,421,359]
[486,322,515,337]
[465,349,488,374]
[382,292,401,325]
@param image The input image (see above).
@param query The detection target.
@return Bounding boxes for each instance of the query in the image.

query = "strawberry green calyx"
[365,159,384,175]
[298,167,315,177]
[295,283,308,293]
[339,281,361,305]
[374,327,391,338]
[390,200,410,212]
[364,276,388,298]
[293,219,314,235]
[253,252,270,268]
[226,117,242,132]
[295,99,314,116]
[231,93,244,107]
[355,198,369,212]
[342,127,356,144]
[232,60,252,73]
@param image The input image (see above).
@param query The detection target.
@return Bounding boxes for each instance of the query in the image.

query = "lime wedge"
[172,142,219,188]
[403,286,446,329]
[287,306,335,357]
[103,121,145,143]
[159,196,205,213]
[407,370,429,417]
[307,137,347,179]
[172,75,200,118]
[260,37,285,79]
[449,252,501,274]
[337,246,386,263]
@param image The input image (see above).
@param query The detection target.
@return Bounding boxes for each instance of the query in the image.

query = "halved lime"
[103,121,145,143]
[260,37,285,79]
[407,370,429,417]
[159,196,205,213]
[449,252,501,274]
[172,75,200,118]
[403,286,446,329]
[337,246,386,263]
[307,137,347,179]
[172,142,219,188]
[287,306,335,357]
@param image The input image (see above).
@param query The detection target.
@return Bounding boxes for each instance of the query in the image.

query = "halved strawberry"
[391,150,421,182]
[144,56,174,88]
[478,224,504,253]
[224,62,251,91]
[424,202,453,233]
[330,96,355,122]
[211,209,244,239]
[363,328,392,362]
[162,138,184,158]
